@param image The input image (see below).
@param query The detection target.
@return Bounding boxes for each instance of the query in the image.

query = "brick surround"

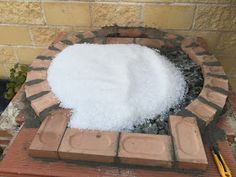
[25,27,229,171]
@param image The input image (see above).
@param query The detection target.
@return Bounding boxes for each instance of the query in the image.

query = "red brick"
[204,76,229,91]
[186,99,217,124]
[59,129,119,163]
[169,116,208,170]
[203,55,218,63]
[185,48,204,65]
[29,109,70,158]
[39,49,58,58]
[63,33,80,44]
[202,65,226,77]
[30,59,51,69]
[135,38,164,48]
[53,41,68,51]
[83,31,95,38]
[25,80,51,98]
[118,133,173,167]
[106,37,134,44]
[181,37,195,48]
[30,92,60,116]
[11,85,25,104]
[197,37,209,51]
[118,28,143,37]
[53,32,65,44]
[200,87,227,108]
[164,33,177,40]
[1,128,236,177]
[93,37,105,44]
[26,70,47,82]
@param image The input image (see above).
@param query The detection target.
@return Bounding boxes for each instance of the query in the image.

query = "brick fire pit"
[25,27,228,171]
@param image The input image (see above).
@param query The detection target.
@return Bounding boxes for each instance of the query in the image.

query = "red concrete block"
[204,76,229,91]
[118,133,173,167]
[30,92,60,116]
[59,129,119,163]
[200,87,227,108]
[31,59,51,69]
[169,116,208,170]
[186,99,217,124]
[106,37,134,44]
[25,80,51,98]
[26,70,47,82]
[118,28,143,37]
[29,109,71,158]
[135,38,164,48]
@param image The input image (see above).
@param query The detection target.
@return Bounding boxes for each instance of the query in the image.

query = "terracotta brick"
[164,33,177,40]
[181,37,195,48]
[26,70,47,82]
[15,113,25,126]
[200,87,227,108]
[184,48,204,65]
[135,38,164,48]
[197,37,209,51]
[52,41,68,51]
[192,46,207,54]
[30,59,51,69]
[118,28,143,37]
[106,37,134,44]
[118,133,173,167]
[202,55,218,63]
[30,92,60,116]
[29,109,70,158]
[204,76,229,91]
[94,37,105,44]
[169,116,208,170]
[83,31,95,38]
[61,32,80,44]
[25,80,51,98]
[39,49,58,58]
[59,129,119,163]
[202,65,226,77]
[186,99,217,124]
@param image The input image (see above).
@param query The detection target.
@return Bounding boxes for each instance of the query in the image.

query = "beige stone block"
[0,64,7,79]
[194,6,236,30]
[0,47,17,64]
[0,2,44,24]
[217,55,236,76]
[92,4,141,27]
[31,27,62,46]
[176,0,231,3]
[229,77,236,93]
[144,5,194,29]
[43,2,90,26]
[123,0,174,2]
[0,26,32,45]
[16,47,45,65]
[215,32,236,56]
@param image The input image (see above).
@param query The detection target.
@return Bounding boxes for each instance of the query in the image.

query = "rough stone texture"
[215,32,236,56]
[0,64,6,78]
[169,116,208,170]
[176,0,231,2]
[195,6,236,30]
[118,133,173,167]
[0,47,17,64]
[0,26,32,45]
[144,5,194,29]
[16,47,45,65]
[217,55,236,77]
[0,2,44,24]
[92,4,141,27]
[43,2,90,26]
[29,109,70,158]
[59,129,119,163]
[30,27,61,46]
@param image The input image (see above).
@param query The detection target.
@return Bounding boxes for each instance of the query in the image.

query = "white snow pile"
[47,44,186,131]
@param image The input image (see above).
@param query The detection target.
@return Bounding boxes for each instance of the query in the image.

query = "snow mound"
[47,44,186,131]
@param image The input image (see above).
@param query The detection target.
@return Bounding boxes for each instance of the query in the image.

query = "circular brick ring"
[26,26,229,170]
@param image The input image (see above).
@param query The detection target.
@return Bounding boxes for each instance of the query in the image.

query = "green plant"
[4,63,29,100]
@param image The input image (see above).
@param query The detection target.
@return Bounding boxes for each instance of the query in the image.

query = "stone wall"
[0,0,235,89]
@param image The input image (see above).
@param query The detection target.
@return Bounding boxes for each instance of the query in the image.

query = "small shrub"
[4,63,29,100]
